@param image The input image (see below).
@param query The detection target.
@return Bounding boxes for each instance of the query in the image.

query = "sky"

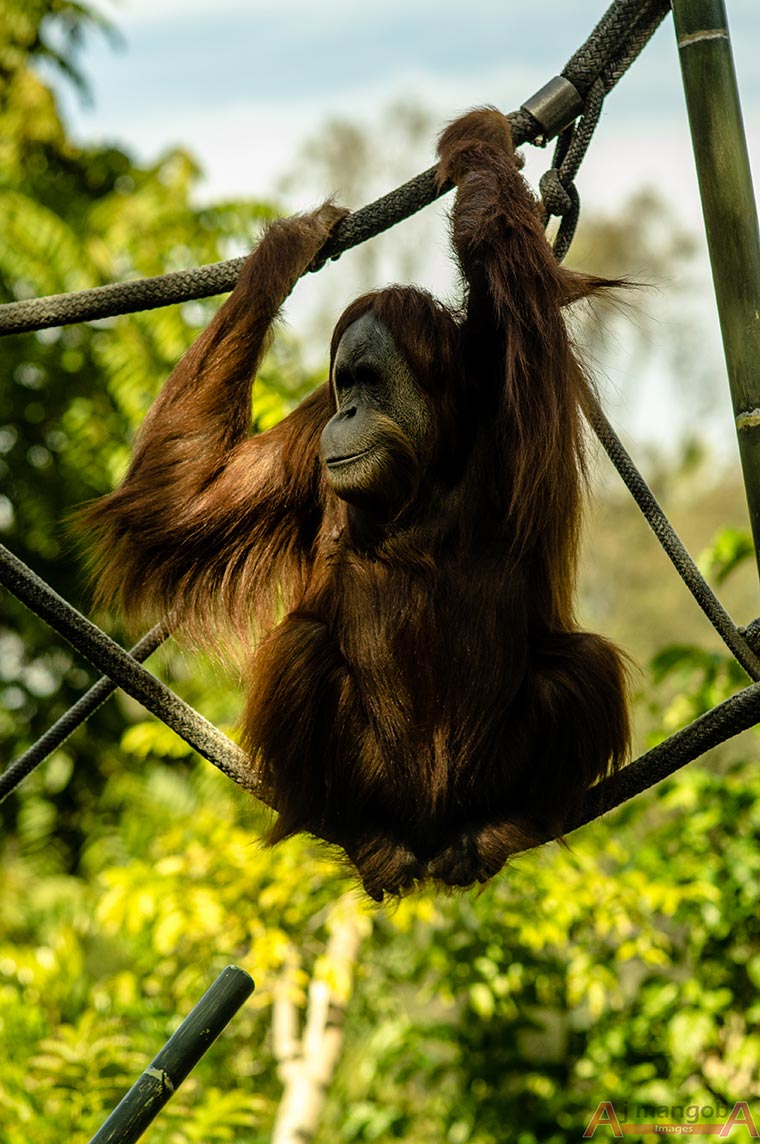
[50,0,760,453]
[57,0,759,213]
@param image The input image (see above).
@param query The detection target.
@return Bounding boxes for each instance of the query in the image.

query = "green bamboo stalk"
[88,965,255,1144]
[672,0,760,581]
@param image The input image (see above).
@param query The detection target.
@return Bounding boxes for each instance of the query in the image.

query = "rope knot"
[539,168,574,217]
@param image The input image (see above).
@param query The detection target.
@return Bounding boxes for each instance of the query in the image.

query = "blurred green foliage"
[2,3,760,1142]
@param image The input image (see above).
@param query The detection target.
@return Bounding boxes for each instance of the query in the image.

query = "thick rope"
[543,80,604,259]
[586,397,760,680]
[0,172,458,335]
[4,541,760,830]
[0,0,670,336]
[563,0,670,94]
[0,543,262,800]
[573,678,760,833]
[2,0,755,838]
[538,0,670,256]
[0,623,168,803]
[13,399,755,802]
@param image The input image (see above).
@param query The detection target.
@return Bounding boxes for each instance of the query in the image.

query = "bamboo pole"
[672,0,760,581]
[88,965,255,1144]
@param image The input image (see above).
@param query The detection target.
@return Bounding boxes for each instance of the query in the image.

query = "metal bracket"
[521,75,585,142]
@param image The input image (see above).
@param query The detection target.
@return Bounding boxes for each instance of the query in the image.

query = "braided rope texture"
[0,623,168,802]
[0,543,260,799]
[586,399,760,680]
[5,534,760,832]
[0,0,671,336]
[2,0,755,840]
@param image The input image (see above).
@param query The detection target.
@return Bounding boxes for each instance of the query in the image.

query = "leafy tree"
[3,7,760,1144]
[0,0,278,864]
[0,8,370,1138]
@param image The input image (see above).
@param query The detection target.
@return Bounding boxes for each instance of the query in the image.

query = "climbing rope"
[4,534,760,832]
[0,622,168,803]
[540,0,671,257]
[2,0,758,845]
[585,397,760,680]
[0,0,670,336]
[0,544,260,800]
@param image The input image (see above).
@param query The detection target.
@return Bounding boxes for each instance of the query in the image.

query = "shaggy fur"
[79,109,629,900]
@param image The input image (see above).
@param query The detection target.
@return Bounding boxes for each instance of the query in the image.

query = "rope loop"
[539,168,574,217]
[551,184,581,262]
[538,77,605,259]
[9,0,749,842]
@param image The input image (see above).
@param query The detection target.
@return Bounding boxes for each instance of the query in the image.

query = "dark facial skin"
[320,313,431,511]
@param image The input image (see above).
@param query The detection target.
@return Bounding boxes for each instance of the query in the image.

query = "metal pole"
[88,965,255,1144]
[672,0,760,581]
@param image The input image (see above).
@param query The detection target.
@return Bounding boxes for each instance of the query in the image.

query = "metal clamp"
[521,76,585,141]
